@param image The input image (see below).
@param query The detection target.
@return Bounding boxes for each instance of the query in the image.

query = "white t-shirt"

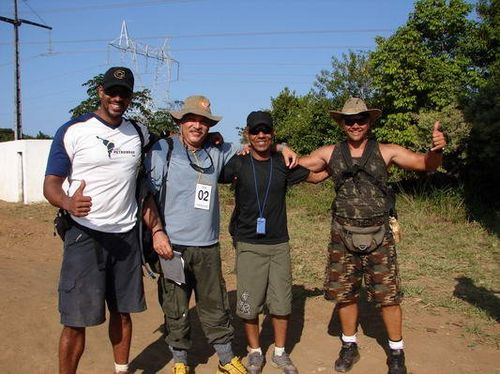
[46,113,150,233]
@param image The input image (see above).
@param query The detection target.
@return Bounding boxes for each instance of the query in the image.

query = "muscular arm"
[43,175,91,216]
[382,144,443,172]
[305,170,330,184]
[298,145,335,172]
[384,120,445,171]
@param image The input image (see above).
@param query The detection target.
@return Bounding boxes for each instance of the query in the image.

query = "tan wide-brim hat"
[169,95,222,126]
[329,97,382,124]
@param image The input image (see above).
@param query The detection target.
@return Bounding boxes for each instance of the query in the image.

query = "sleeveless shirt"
[328,141,388,220]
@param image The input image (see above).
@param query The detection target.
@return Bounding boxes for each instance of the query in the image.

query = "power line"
[0,28,393,46]
[21,0,48,26]
[0,0,52,140]
[10,0,204,14]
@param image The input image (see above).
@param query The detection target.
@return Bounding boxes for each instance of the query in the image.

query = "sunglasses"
[249,126,273,135]
[344,114,370,126]
[104,87,133,99]
[184,147,214,174]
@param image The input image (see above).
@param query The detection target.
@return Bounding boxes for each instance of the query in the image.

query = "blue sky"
[0,0,418,142]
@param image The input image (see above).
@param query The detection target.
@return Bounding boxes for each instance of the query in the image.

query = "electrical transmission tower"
[109,21,179,109]
[1,0,52,140]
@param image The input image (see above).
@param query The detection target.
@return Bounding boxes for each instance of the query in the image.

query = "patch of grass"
[219,182,499,346]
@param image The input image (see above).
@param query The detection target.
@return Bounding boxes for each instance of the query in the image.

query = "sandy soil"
[0,203,498,374]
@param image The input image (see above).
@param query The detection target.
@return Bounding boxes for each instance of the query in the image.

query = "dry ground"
[0,200,498,373]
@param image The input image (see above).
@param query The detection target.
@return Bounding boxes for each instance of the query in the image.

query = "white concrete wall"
[0,140,52,204]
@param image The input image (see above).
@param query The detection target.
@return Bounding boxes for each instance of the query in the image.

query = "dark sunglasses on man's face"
[249,126,272,135]
[344,114,370,126]
[104,87,133,99]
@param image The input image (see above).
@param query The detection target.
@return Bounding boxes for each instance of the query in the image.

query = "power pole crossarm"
[0,0,52,140]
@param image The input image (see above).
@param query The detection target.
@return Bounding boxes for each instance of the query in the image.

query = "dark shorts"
[324,221,403,306]
[58,223,146,327]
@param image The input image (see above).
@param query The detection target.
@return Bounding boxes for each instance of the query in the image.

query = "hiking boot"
[172,362,190,374]
[271,352,298,374]
[246,351,265,374]
[387,349,407,374]
[217,356,248,374]
[334,342,360,372]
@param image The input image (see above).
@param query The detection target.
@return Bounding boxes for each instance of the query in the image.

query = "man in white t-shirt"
[44,67,149,374]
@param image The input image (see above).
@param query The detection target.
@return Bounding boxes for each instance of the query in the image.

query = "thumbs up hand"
[430,121,446,152]
[68,180,92,217]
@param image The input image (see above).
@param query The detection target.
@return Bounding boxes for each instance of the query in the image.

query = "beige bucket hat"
[169,95,222,126]
[329,97,382,124]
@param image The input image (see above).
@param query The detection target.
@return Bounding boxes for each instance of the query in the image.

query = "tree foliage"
[69,74,178,136]
[462,0,500,205]
[271,51,373,155]
[271,0,495,187]
[270,88,341,155]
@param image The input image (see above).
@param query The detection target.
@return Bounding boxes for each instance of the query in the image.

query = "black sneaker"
[387,349,407,374]
[334,342,360,373]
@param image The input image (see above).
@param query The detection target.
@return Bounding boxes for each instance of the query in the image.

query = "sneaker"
[217,356,248,374]
[387,349,407,374]
[246,351,265,374]
[271,352,298,374]
[172,362,190,374]
[334,342,360,373]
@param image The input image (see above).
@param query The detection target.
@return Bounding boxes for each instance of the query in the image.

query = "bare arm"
[305,169,330,184]
[142,194,173,259]
[277,144,298,169]
[43,175,92,217]
[383,121,446,171]
[298,145,335,172]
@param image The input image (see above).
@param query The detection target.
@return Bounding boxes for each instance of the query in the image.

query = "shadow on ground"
[327,290,389,352]
[453,276,500,322]
[129,284,322,373]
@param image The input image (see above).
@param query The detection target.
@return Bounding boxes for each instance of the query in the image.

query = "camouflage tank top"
[328,141,388,220]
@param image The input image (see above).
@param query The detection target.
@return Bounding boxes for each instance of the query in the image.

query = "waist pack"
[335,221,386,253]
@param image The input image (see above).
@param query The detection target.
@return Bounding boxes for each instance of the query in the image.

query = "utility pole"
[0,0,52,140]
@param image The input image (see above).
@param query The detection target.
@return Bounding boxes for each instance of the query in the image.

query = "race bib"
[194,183,212,210]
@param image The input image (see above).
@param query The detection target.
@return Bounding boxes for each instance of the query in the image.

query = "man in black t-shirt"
[220,111,327,374]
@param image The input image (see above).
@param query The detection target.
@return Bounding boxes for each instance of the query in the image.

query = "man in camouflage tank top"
[299,98,446,374]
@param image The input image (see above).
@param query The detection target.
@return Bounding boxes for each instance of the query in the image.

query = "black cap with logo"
[102,67,134,92]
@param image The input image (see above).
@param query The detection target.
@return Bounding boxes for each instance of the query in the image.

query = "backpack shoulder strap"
[129,119,144,147]
[339,140,352,168]
[358,138,376,169]
[157,137,174,216]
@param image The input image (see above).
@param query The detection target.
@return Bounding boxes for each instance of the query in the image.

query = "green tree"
[69,74,178,136]
[0,128,14,142]
[314,50,377,109]
[271,51,374,154]
[369,0,489,181]
[462,0,500,209]
[271,88,340,155]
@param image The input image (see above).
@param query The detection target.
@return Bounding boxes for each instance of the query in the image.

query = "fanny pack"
[334,220,386,253]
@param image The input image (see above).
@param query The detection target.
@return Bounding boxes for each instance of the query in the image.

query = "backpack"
[336,138,397,219]
[335,138,402,245]
[131,121,173,278]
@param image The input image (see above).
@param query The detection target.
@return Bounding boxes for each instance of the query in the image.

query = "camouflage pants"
[324,220,403,306]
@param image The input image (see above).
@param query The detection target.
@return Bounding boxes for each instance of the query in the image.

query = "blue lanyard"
[250,154,273,218]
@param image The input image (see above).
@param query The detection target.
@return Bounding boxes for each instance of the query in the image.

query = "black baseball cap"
[102,67,134,92]
[247,111,273,131]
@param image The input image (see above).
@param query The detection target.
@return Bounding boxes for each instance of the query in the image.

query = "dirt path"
[0,203,498,374]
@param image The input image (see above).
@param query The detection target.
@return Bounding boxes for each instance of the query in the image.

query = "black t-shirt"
[220,152,310,244]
